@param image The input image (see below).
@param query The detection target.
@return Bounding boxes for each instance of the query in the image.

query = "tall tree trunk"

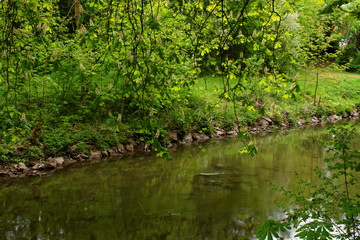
[74,0,81,30]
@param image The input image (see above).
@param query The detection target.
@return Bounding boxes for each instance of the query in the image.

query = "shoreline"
[0,110,359,180]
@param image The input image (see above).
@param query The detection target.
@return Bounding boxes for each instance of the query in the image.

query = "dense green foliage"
[0,0,289,161]
[0,0,359,163]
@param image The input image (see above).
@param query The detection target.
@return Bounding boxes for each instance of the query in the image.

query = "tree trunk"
[74,0,81,30]
[313,68,319,106]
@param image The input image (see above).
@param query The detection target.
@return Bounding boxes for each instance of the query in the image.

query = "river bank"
[1,71,360,179]
[0,108,358,179]
[0,125,330,239]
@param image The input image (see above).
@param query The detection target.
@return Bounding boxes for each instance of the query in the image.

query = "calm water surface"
[0,126,330,239]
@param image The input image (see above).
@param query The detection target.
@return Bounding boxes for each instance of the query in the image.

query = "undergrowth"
[0,70,360,164]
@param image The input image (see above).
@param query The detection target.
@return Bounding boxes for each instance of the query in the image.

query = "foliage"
[322,0,360,71]
[256,124,360,239]
[0,0,359,163]
[0,0,299,162]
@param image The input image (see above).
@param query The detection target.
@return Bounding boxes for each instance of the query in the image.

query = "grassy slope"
[1,70,360,164]
[194,70,360,128]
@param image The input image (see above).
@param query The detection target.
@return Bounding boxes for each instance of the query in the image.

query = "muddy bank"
[0,110,359,179]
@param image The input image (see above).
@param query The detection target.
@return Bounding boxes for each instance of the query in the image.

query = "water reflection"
[0,126,331,239]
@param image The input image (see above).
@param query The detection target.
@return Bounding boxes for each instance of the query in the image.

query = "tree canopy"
[0,0,358,160]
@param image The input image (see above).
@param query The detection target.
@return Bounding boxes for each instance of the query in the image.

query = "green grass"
[298,70,360,112]
[194,70,360,126]
[1,69,360,164]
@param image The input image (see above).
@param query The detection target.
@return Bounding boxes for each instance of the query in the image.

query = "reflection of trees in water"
[0,126,338,240]
[186,126,330,239]
[0,209,258,239]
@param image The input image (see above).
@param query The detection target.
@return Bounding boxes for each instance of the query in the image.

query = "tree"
[302,16,341,105]
[320,0,360,72]
[0,0,309,160]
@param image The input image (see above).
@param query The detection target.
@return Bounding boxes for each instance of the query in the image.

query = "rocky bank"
[0,110,359,179]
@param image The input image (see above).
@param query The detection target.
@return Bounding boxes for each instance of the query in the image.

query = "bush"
[41,128,72,156]
[25,146,44,160]
[223,119,235,131]
[0,144,21,163]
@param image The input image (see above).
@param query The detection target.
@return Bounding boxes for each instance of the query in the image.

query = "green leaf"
[256,220,285,240]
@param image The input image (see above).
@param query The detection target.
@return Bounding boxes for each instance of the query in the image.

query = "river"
[0,126,330,239]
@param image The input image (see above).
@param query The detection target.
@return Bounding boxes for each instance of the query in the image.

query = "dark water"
[0,126,329,240]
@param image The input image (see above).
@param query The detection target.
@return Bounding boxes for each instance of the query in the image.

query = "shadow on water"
[0,125,337,239]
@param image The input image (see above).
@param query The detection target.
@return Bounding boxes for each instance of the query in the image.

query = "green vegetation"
[2,1,360,238]
[2,67,360,164]
[197,71,360,126]
[1,0,360,164]
[257,124,360,239]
